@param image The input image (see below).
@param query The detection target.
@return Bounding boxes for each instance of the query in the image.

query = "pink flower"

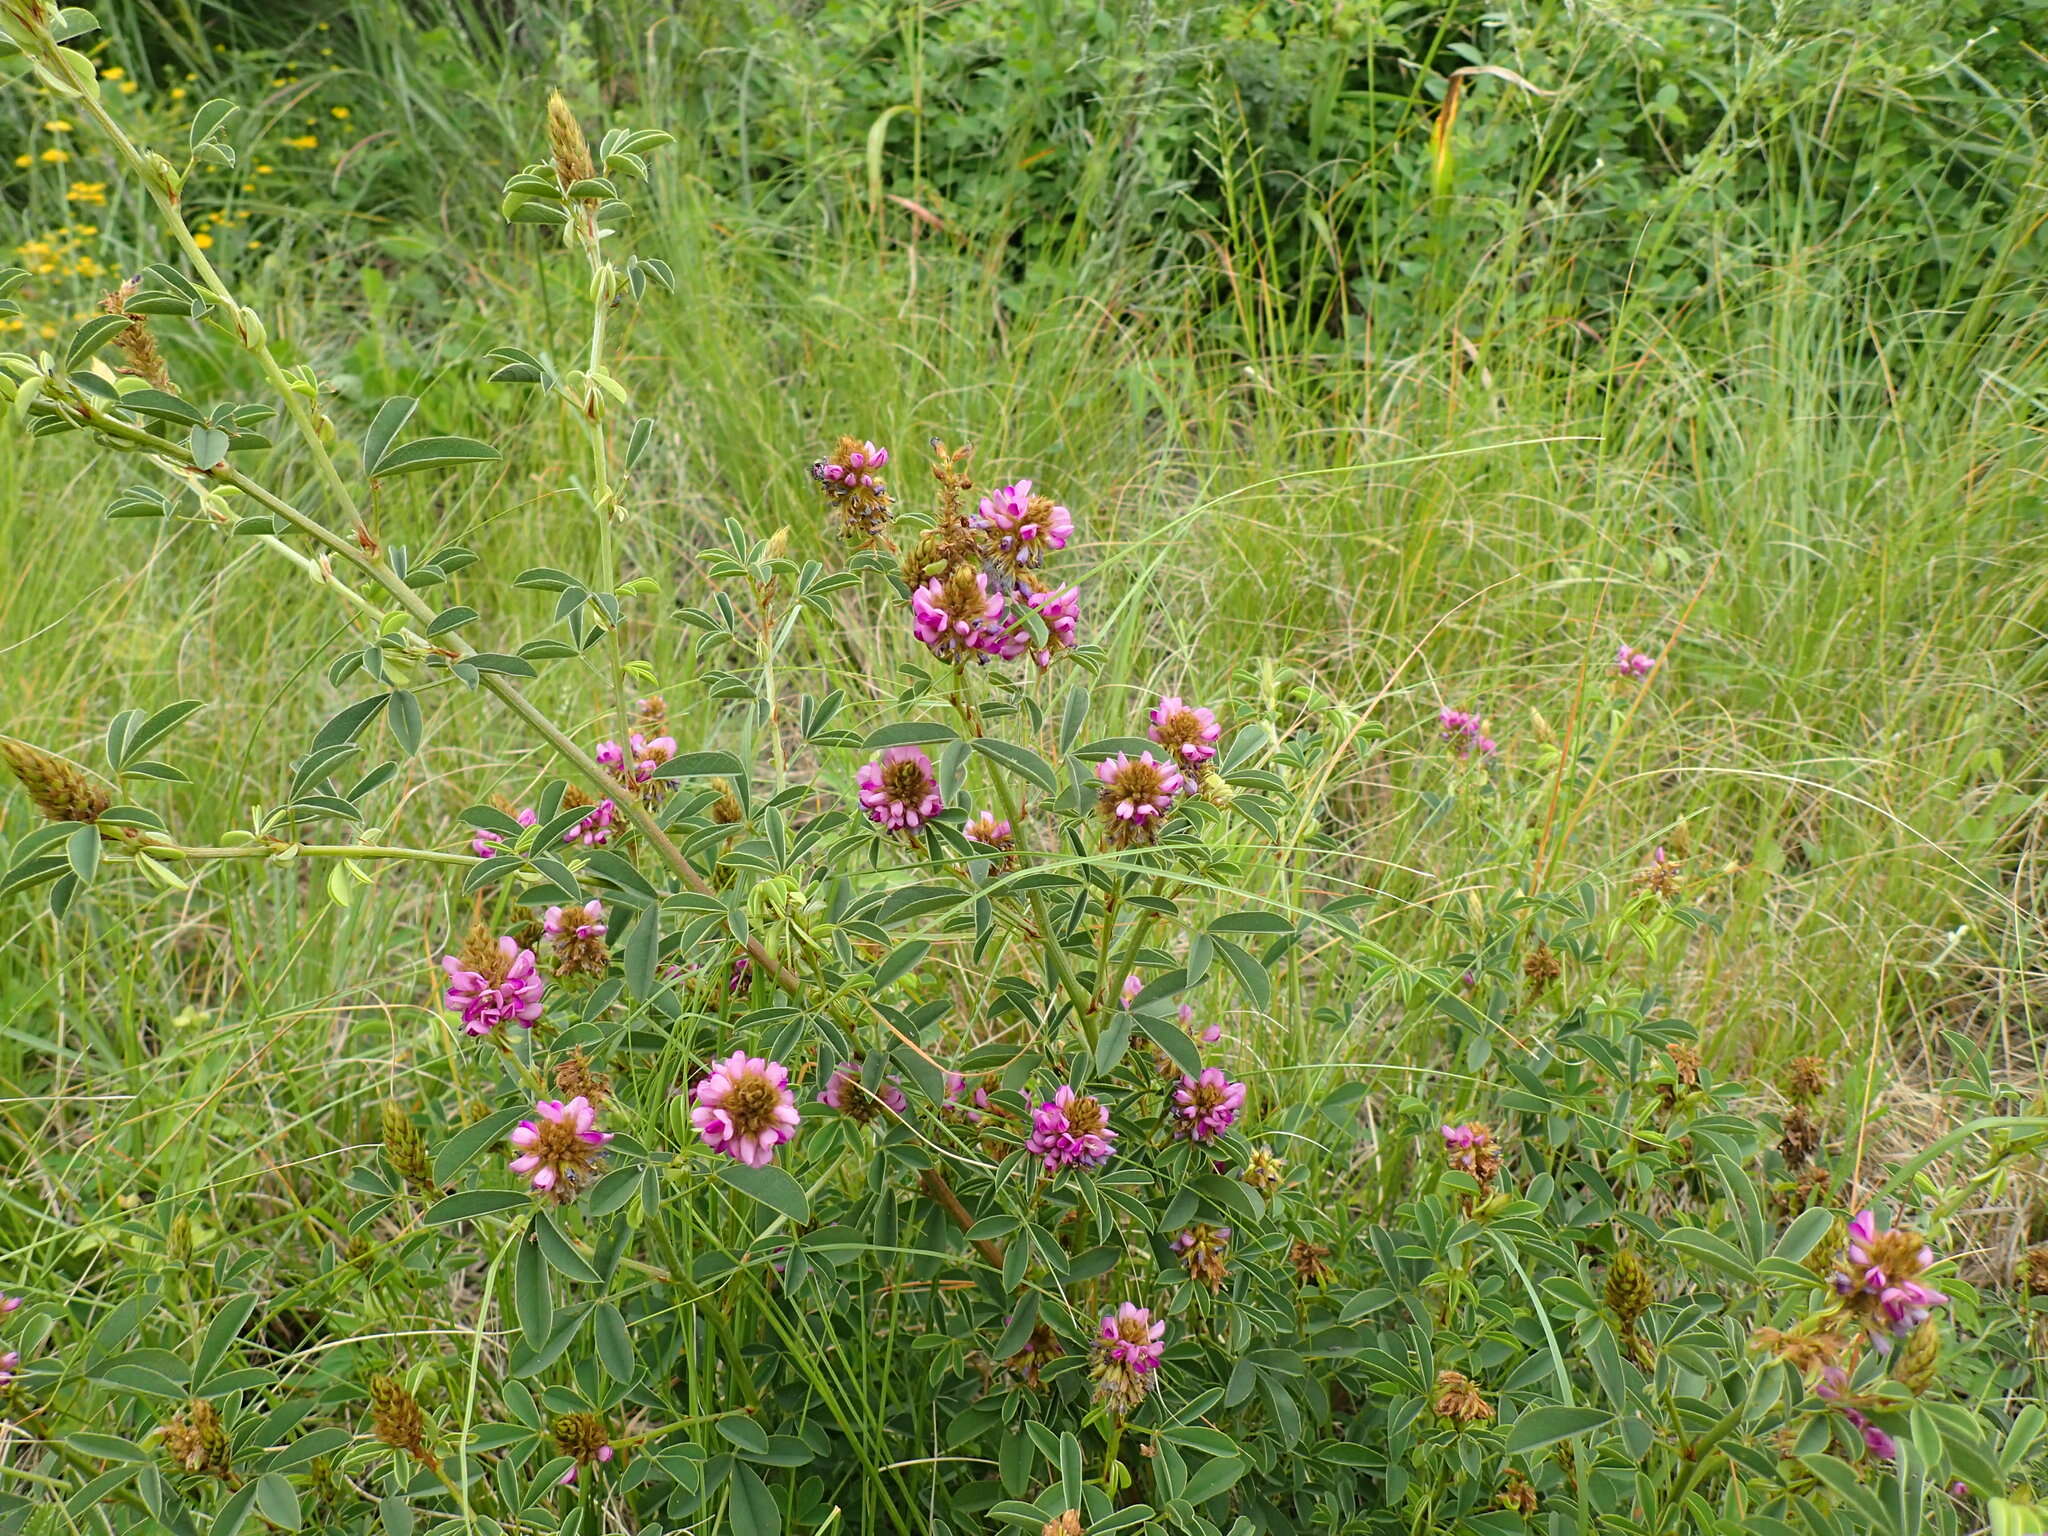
[813,439,888,486]
[0,1294,20,1314]
[819,1058,909,1124]
[472,806,537,858]
[1094,751,1182,847]
[1438,708,1497,759]
[974,479,1072,565]
[563,797,617,846]
[911,571,1009,662]
[0,1350,16,1388]
[991,582,1081,666]
[943,1072,992,1122]
[440,938,546,1035]
[1148,696,1221,765]
[964,812,1013,847]
[558,1443,615,1485]
[508,1095,613,1200]
[1121,973,1144,1007]
[1172,1068,1246,1141]
[1830,1209,1949,1344]
[690,1052,800,1167]
[1024,1086,1117,1170]
[858,746,943,832]
[1615,644,1656,679]
[544,900,607,940]
[1097,1303,1166,1373]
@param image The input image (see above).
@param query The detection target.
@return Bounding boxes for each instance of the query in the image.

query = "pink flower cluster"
[1095,751,1182,832]
[1171,1068,1247,1141]
[691,1051,801,1167]
[598,731,677,789]
[974,479,1072,565]
[1097,1302,1166,1373]
[911,571,1008,661]
[507,1096,613,1198]
[473,806,537,858]
[544,900,607,941]
[814,440,888,489]
[441,938,546,1035]
[1614,644,1656,679]
[1025,1086,1117,1170]
[564,797,617,847]
[1147,696,1221,764]
[858,746,944,833]
[819,1058,909,1121]
[1438,708,1497,758]
[1830,1209,1949,1344]
[943,1072,993,1122]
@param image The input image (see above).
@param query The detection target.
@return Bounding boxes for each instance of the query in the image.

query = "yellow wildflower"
[194,233,214,249]
[66,182,106,206]
[330,106,350,120]
[100,65,124,80]
[39,147,69,164]
[283,135,318,150]
[43,119,72,132]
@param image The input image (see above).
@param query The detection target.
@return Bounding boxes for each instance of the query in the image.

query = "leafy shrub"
[1,6,2047,1536]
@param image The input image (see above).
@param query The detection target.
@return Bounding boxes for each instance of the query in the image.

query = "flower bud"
[1897,1319,1940,1394]
[379,1102,437,1196]
[1604,1249,1654,1328]
[1,737,110,822]
[368,1374,438,1469]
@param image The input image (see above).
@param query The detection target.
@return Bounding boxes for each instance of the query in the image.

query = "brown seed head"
[1522,942,1561,998]
[553,1051,612,1107]
[1778,1104,1821,1168]
[1041,1513,1084,1536]
[1497,1469,1539,1515]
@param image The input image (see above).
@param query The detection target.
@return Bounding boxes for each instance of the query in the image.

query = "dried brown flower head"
[100,278,174,392]
[1432,1370,1493,1425]
[1778,1104,1821,1168]
[1785,1055,1828,1103]
[1497,1469,1539,1514]
[1290,1238,1334,1287]
[1522,941,1561,998]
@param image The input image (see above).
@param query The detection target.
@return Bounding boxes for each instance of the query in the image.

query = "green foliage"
[0,2,2045,1535]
